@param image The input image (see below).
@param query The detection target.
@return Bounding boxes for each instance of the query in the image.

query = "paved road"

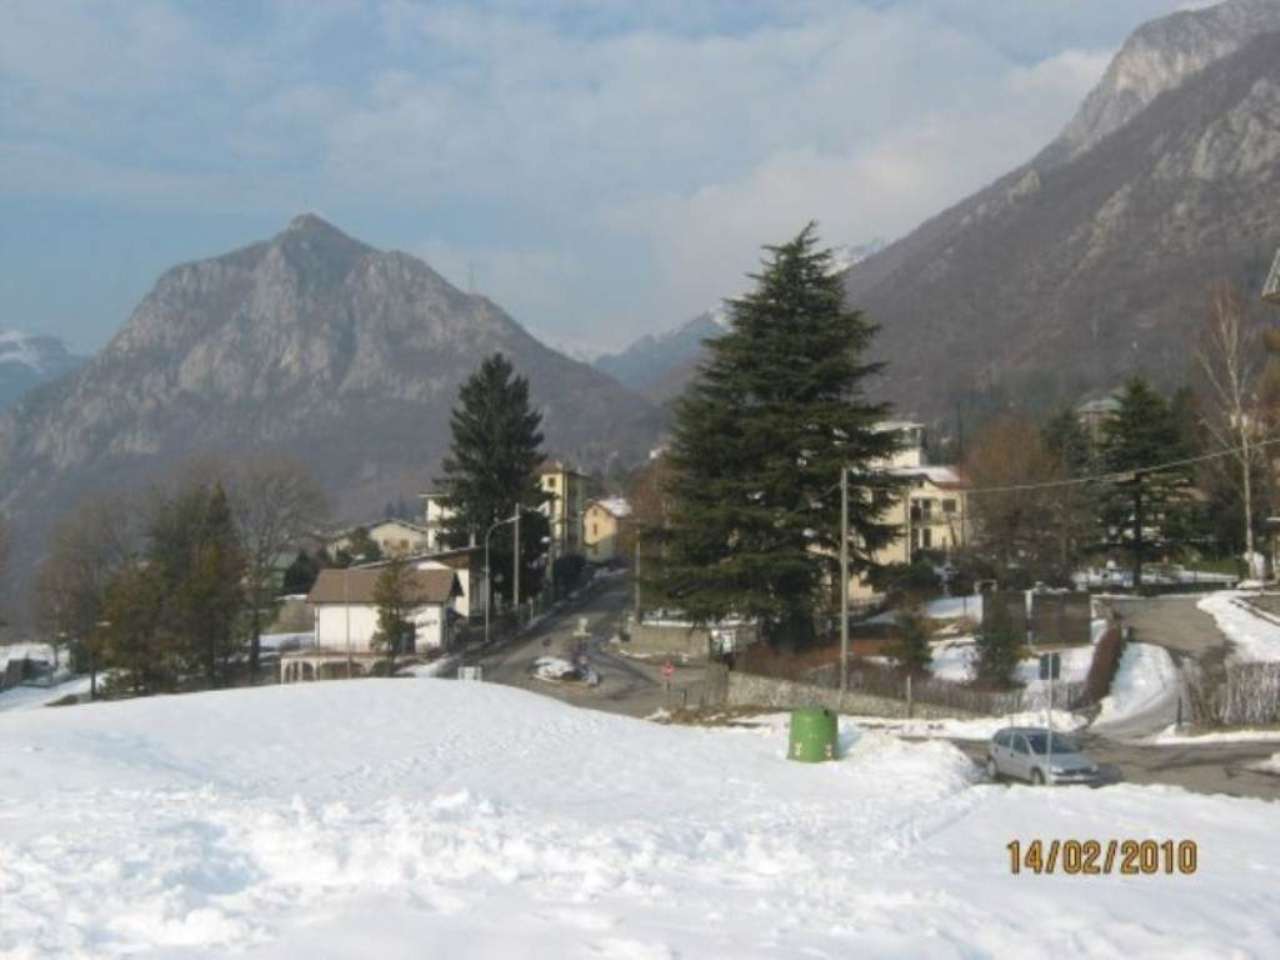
[470,580,707,718]
[1104,595,1232,659]
[952,734,1280,801]
[1092,595,1232,740]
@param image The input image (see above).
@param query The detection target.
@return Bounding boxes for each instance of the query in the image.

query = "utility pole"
[634,532,642,622]
[1131,472,1145,592]
[513,508,521,613]
[840,467,849,694]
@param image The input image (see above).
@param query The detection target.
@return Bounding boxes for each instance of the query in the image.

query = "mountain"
[0,330,84,410]
[840,0,1280,424]
[0,215,664,600]
[594,309,725,396]
[597,240,885,402]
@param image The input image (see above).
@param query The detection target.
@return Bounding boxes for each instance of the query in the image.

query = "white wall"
[315,603,446,652]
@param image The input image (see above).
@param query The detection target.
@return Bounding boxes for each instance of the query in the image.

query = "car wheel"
[986,757,999,781]
[1030,768,1045,786]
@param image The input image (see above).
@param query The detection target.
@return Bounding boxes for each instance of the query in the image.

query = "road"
[951,734,1280,801]
[469,579,708,718]
[1091,595,1232,740]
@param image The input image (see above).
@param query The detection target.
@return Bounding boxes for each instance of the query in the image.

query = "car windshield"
[1023,732,1080,755]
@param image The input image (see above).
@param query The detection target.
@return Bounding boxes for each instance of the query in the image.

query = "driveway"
[1092,595,1232,740]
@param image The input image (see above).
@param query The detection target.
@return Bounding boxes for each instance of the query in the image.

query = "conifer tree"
[656,223,899,649]
[372,553,416,674]
[1098,377,1196,583]
[437,353,549,603]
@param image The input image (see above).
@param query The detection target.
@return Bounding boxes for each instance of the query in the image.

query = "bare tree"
[31,492,142,696]
[963,415,1065,583]
[0,512,9,627]
[230,456,328,681]
[1196,283,1262,574]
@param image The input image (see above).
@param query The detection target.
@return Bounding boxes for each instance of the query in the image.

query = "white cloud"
[0,0,1192,351]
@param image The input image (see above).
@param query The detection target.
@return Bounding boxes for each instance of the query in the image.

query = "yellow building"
[847,422,970,600]
[583,497,632,562]
[539,460,587,557]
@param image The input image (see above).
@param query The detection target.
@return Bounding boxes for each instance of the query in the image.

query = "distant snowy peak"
[0,330,85,409]
[827,239,887,276]
[0,330,61,373]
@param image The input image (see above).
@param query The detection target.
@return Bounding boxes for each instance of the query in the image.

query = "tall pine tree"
[657,224,899,649]
[1099,377,1197,583]
[437,353,549,603]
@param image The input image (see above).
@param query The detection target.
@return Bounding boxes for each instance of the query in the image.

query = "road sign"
[1038,653,1061,681]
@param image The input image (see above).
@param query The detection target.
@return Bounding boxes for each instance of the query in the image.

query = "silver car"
[987,726,1100,785]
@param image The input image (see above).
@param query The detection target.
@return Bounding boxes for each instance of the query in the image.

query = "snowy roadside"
[1196,591,1280,662]
[1091,643,1179,736]
[1141,725,1280,746]
[2,681,1278,958]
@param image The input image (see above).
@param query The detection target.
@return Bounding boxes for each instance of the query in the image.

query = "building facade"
[583,497,632,562]
[539,460,587,557]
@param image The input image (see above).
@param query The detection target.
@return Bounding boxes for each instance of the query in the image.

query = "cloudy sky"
[1,0,1198,357]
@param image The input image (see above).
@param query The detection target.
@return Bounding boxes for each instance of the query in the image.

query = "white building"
[304,567,461,657]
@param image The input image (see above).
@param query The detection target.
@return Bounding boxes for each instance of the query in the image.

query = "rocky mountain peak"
[1048,0,1280,164]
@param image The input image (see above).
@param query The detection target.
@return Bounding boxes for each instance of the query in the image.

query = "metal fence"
[793,659,1087,717]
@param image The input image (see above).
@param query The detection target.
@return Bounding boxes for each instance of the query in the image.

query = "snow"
[1248,752,1280,774]
[0,642,58,670]
[398,655,462,678]
[1196,591,1280,662]
[0,675,92,713]
[867,594,982,626]
[1142,726,1280,745]
[533,656,577,681]
[0,329,47,372]
[259,632,315,652]
[853,710,1088,741]
[3,681,1280,957]
[1095,643,1178,727]
[594,496,632,519]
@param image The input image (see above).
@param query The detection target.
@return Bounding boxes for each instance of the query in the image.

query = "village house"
[283,567,461,682]
[418,492,455,552]
[583,496,632,563]
[848,421,970,601]
[325,519,435,559]
[539,459,587,557]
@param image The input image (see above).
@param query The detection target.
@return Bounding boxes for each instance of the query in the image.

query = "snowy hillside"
[3,681,1279,956]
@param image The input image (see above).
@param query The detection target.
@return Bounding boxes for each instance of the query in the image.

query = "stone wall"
[722,670,980,720]
[628,622,713,658]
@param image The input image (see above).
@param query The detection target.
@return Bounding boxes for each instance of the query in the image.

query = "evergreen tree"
[1041,407,1098,578]
[892,606,933,676]
[100,563,172,694]
[656,224,899,649]
[437,353,549,604]
[974,598,1021,688]
[1098,377,1197,583]
[282,550,321,595]
[372,553,416,674]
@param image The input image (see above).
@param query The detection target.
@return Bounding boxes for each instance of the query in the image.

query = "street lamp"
[483,506,542,646]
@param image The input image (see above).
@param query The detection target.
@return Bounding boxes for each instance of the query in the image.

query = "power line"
[959,435,1280,496]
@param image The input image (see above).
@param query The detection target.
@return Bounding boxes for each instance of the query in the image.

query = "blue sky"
[1,0,1195,357]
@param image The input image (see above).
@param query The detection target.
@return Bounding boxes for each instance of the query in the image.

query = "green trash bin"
[788,706,838,762]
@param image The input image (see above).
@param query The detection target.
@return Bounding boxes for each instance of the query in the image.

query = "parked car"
[987,726,1100,785]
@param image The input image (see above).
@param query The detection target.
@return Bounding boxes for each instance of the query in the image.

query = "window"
[547,476,557,489]
[994,730,1011,749]
[911,528,920,548]
[942,499,957,514]
[1013,735,1030,755]
[591,522,598,537]
[922,528,932,549]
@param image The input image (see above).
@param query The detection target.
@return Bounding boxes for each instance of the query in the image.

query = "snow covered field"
[1197,592,1280,662]
[2,681,1278,958]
